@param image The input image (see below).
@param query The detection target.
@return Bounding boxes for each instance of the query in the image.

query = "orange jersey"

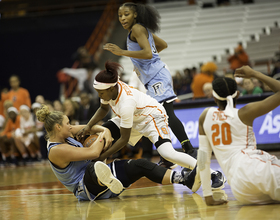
[1,115,21,138]
[5,87,31,110]
[191,73,213,98]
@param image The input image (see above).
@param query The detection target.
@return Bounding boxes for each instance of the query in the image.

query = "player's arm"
[98,101,136,161]
[72,124,112,149]
[98,126,131,161]
[198,108,228,206]
[236,66,280,126]
[152,34,167,53]
[48,135,105,168]
[76,103,110,140]
[103,24,152,59]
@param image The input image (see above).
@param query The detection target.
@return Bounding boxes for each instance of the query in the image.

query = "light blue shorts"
[145,66,177,103]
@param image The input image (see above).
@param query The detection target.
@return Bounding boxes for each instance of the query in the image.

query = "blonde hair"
[36,104,64,138]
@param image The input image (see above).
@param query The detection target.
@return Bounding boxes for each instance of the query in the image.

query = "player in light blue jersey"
[36,104,199,201]
[103,2,196,168]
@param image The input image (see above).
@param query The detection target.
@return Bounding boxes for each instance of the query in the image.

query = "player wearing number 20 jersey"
[200,94,280,204]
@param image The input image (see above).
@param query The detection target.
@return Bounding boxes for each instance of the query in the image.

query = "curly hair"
[212,77,237,109]
[36,104,64,139]
[121,2,161,33]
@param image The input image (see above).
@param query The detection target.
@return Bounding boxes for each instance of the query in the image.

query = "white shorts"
[110,114,171,146]
[229,149,280,204]
[15,128,34,147]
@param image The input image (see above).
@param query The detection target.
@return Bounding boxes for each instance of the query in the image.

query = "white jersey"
[15,114,35,146]
[101,81,170,146]
[202,107,280,204]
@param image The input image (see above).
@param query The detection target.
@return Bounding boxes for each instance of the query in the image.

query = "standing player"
[77,61,225,190]
[103,2,196,168]
[196,66,280,205]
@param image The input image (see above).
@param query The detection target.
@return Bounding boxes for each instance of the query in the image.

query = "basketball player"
[36,104,201,201]
[103,2,196,168]
[196,66,280,205]
[77,61,226,191]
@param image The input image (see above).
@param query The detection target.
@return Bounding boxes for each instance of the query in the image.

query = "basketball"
[82,134,99,148]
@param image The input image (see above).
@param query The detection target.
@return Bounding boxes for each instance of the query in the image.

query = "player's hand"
[205,196,228,206]
[76,125,91,141]
[101,128,113,151]
[234,65,256,79]
[103,43,123,56]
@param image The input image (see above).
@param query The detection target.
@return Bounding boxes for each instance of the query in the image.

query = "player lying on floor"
[36,104,199,201]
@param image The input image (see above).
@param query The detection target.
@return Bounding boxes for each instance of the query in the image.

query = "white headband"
[32,102,41,109]
[7,107,18,114]
[212,90,238,118]
[19,105,30,111]
[93,79,118,90]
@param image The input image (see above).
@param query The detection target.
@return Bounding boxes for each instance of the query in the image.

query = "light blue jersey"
[47,137,121,201]
[127,25,176,103]
[47,137,92,200]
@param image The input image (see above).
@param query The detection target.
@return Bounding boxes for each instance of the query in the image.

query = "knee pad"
[134,159,157,171]
[85,162,99,185]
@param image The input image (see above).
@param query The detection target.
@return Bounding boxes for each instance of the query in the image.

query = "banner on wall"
[168,104,280,150]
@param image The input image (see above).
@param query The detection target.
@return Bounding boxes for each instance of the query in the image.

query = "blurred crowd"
[172,43,280,100]
[1,44,280,168]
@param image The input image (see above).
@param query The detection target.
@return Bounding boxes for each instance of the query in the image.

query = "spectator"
[271,59,280,81]
[0,87,9,118]
[202,82,213,99]
[53,100,63,112]
[3,75,31,110]
[78,92,99,125]
[181,68,193,94]
[241,78,263,95]
[0,107,21,166]
[32,102,47,160]
[35,95,45,105]
[45,100,54,112]
[227,43,249,71]
[72,46,95,69]
[173,71,184,95]
[191,62,218,98]
[2,100,13,129]
[15,105,41,162]
[63,99,79,125]
[252,78,262,88]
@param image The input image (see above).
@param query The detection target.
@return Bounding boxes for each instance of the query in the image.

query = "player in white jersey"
[103,2,197,168]
[192,66,280,205]
[77,61,226,191]
[36,104,204,201]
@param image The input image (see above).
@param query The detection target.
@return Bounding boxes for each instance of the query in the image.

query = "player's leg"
[156,139,197,170]
[156,139,225,190]
[84,161,124,197]
[163,101,196,157]
[145,68,196,168]
[119,159,194,189]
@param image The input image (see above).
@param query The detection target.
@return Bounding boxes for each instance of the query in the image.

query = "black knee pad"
[134,159,157,170]
[84,162,107,195]
[85,162,99,185]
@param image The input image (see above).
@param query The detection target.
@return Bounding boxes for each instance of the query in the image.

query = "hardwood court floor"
[0,152,280,220]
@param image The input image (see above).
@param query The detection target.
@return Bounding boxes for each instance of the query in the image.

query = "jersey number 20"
[211,123,232,146]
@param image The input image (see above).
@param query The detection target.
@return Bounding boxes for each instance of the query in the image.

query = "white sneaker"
[94,161,123,194]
